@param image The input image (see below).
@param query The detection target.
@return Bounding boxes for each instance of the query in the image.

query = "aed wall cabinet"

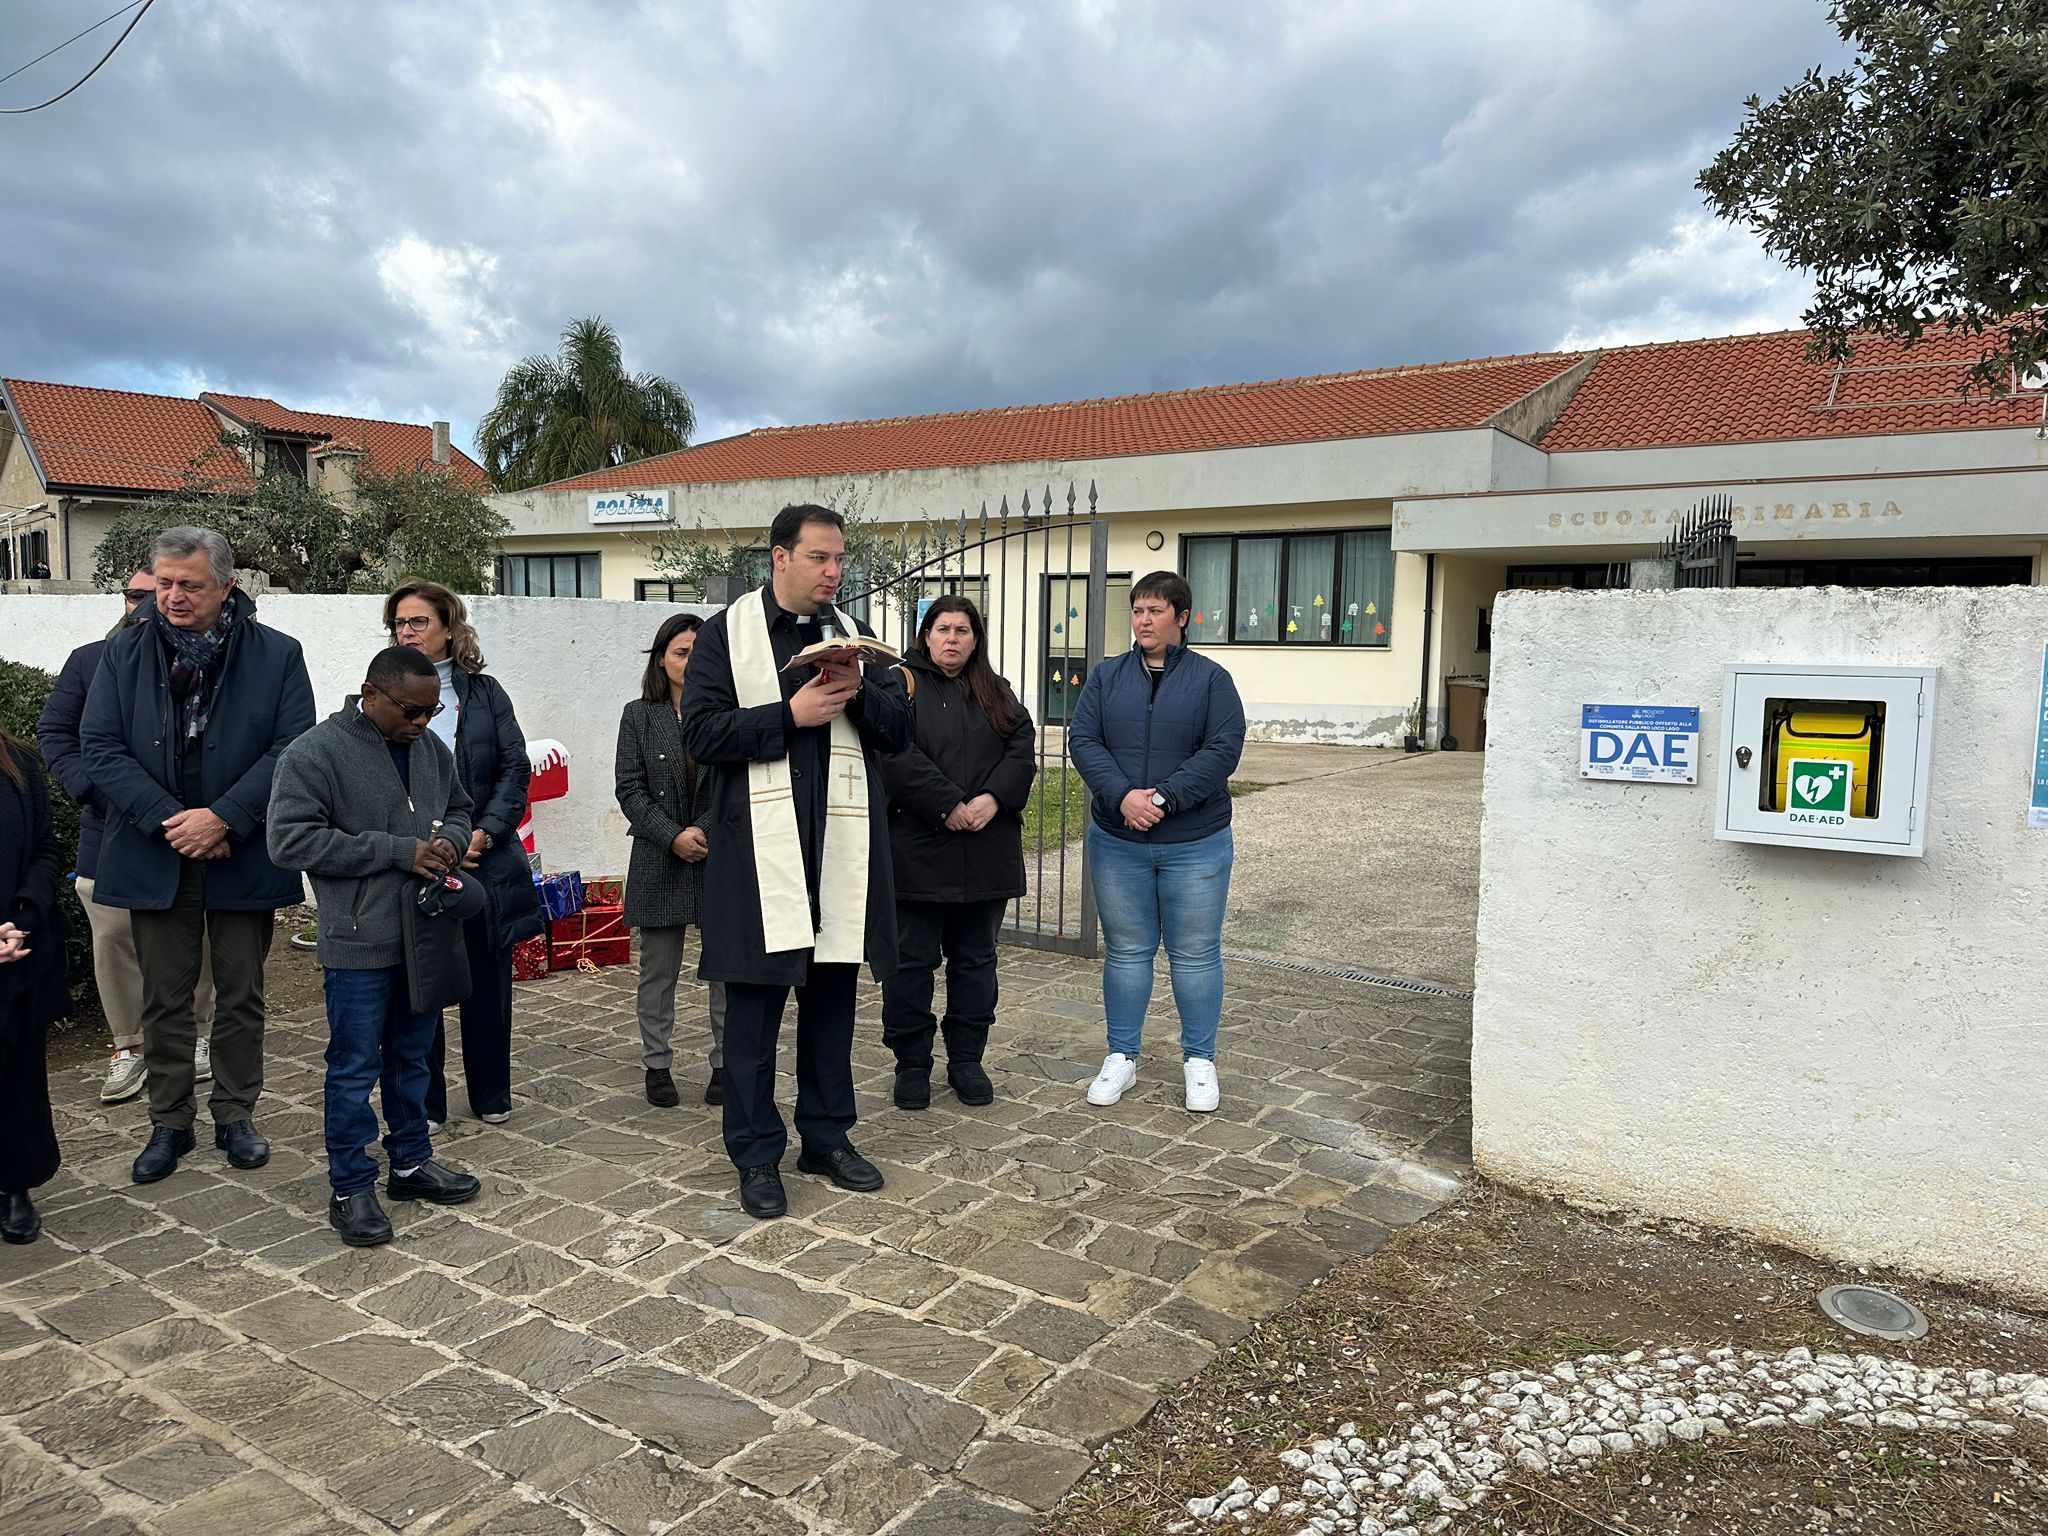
[1715,664,1937,858]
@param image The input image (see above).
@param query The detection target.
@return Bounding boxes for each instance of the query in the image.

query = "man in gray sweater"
[269,646,484,1246]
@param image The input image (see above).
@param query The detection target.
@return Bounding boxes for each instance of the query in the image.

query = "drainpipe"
[1416,552,1436,747]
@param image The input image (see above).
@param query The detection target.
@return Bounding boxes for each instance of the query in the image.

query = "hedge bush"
[0,656,97,1024]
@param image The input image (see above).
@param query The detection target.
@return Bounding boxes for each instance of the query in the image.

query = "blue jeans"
[1087,823,1233,1062]
[322,965,436,1197]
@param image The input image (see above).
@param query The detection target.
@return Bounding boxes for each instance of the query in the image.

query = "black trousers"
[425,915,513,1122]
[721,962,858,1170]
[880,898,1004,1072]
[131,859,273,1132]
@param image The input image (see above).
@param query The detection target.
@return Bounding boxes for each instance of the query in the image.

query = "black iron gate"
[1664,495,1739,589]
[843,483,1110,956]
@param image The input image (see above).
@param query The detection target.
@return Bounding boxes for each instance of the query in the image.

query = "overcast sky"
[1,0,1848,459]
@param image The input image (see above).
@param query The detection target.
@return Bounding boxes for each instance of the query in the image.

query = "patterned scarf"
[153,601,239,741]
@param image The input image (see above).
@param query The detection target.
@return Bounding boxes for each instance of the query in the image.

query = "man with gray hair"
[82,527,316,1184]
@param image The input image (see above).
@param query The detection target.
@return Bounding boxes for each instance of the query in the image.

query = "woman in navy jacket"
[385,579,545,1127]
[1068,571,1245,1115]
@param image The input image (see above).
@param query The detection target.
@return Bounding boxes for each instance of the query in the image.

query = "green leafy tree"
[93,433,509,594]
[1698,0,2048,389]
[644,479,954,606]
[476,317,696,490]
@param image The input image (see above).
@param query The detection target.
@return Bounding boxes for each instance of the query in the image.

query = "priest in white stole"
[680,504,912,1219]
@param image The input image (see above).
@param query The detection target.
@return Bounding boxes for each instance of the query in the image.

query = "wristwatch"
[1150,792,1167,810]
[478,831,495,851]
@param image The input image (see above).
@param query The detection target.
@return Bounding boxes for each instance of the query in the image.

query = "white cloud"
[374,236,515,359]
[1553,215,1815,352]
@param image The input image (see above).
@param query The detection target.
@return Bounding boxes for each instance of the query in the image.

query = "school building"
[488,328,2048,746]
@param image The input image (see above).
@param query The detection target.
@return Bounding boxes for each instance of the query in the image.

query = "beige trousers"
[76,875,215,1054]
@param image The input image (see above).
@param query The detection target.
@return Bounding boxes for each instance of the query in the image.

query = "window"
[1735,556,2033,589]
[1505,563,1623,591]
[635,579,700,602]
[498,553,601,598]
[1182,528,1393,647]
[1041,572,1132,723]
[264,438,309,480]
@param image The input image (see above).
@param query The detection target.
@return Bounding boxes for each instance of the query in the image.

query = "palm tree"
[476,317,696,490]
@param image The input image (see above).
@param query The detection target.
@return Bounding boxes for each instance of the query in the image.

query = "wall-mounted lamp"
[1144,529,1164,551]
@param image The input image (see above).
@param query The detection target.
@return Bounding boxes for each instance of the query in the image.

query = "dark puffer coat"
[878,649,1036,904]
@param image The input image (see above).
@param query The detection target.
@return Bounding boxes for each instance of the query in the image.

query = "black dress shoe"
[214,1119,271,1169]
[703,1067,724,1106]
[738,1164,786,1219]
[893,1067,931,1111]
[386,1159,481,1205]
[645,1068,680,1108]
[796,1144,884,1193]
[1,1192,39,1245]
[330,1190,393,1247]
[947,1062,994,1106]
[132,1125,196,1185]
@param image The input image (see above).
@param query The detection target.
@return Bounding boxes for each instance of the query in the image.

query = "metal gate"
[844,483,1110,955]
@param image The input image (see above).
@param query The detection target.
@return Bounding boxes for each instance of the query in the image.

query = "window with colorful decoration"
[1181,528,1393,647]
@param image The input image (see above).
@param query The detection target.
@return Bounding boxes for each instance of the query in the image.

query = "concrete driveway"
[1225,748,1483,990]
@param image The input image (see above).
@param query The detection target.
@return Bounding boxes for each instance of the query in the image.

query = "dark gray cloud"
[0,0,1849,459]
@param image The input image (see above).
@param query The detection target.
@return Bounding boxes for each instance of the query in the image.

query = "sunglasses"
[395,700,446,723]
[123,588,154,603]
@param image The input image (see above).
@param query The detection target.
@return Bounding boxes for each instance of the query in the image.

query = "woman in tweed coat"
[616,613,725,1109]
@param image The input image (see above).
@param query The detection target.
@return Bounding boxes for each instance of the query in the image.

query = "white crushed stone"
[1180,1346,2047,1533]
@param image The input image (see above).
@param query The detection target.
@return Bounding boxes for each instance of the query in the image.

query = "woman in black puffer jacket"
[877,597,1035,1111]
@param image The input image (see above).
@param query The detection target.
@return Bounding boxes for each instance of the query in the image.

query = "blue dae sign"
[588,490,670,525]
[1579,704,1700,785]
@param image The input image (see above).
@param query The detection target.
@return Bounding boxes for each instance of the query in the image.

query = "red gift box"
[583,875,624,907]
[548,904,629,972]
[511,934,549,982]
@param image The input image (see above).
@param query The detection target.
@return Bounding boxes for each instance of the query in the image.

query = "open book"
[782,634,903,672]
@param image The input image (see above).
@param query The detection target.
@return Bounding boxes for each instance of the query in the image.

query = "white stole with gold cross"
[727,585,870,962]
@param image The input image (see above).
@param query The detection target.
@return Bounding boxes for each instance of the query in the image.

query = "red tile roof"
[532,352,1587,492]
[201,393,489,485]
[1,379,489,494]
[2,380,246,493]
[1539,328,2041,452]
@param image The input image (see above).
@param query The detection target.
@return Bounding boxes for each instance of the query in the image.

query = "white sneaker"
[1085,1053,1138,1106]
[100,1050,147,1104]
[479,1111,510,1125]
[194,1035,213,1083]
[1183,1058,1220,1114]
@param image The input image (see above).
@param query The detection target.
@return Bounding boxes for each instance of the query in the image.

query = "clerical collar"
[762,583,823,632]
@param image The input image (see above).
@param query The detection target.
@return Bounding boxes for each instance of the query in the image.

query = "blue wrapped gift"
[535,869,585,922]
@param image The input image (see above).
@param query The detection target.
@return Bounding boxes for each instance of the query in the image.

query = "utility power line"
[0,0,156,115]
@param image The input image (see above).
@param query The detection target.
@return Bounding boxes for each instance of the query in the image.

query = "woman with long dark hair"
[0,724,65,1242]
[615,612,726,1107]
[384,578,545,1128]
[878,596,1036,1109]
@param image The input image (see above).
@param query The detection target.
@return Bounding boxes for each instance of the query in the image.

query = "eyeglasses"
[397,701,446,723]
[123,588,154,603]
[392,616,436,634]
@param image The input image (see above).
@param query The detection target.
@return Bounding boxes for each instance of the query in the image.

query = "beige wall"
[503,498,1430,743]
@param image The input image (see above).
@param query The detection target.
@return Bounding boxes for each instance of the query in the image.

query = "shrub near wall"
[0,658,95,1024]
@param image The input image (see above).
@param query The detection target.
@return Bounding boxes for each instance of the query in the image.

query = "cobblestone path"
[0,948,1470,1534]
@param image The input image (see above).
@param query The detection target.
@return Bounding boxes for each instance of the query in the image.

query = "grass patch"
[1023,763,1093,842]
[1228,779,1275,797]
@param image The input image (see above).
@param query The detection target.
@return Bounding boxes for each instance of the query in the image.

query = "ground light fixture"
[1818,1282,1930,1341]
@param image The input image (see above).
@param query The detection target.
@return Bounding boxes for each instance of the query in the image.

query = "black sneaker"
[893,1067,931,1111]
[645,1068,680,1108]
[796,1143,884,1193]
[330,1190,393,1247]
[386,1159,481,1205]
[703,1067,724,1106]
[214,1119,271,1169]
[947,1062,994,1107]
[738,1164,786,1219]
[131,1125,196,1185]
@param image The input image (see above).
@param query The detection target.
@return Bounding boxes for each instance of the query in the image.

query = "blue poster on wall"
[916,597,935,637]
[2030,643,2048,830]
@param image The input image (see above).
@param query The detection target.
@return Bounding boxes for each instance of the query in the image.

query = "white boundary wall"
[1474,586,2048,1301]
[0,594,713,881]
